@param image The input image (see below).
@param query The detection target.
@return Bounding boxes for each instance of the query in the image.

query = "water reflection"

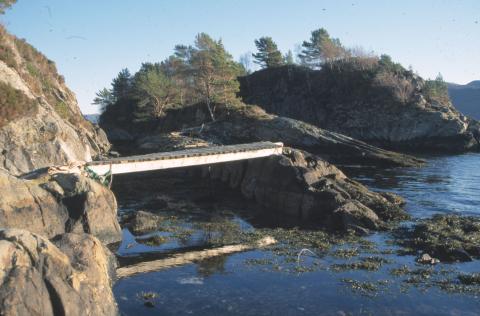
[197,256,229,277]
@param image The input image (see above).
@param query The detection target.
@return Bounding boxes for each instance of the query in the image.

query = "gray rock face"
[0,170,68,238]
[239,65,480,152]
[203,148,407,233]
[0,170,121,244]
[0,104,108,176]
[0,229,118,316]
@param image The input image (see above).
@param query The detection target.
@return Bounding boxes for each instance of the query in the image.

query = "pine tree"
[190,33,241,120]
[111,68,132,101]
[132,63,178,120]
[100,33,243,125]
[252,37,284,68]
[284,50,295,65]
[298,28,347,68]
[161,54,194,106]
[92,88,114,113]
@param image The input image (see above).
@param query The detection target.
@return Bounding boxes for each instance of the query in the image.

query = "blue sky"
[3,0,480,114]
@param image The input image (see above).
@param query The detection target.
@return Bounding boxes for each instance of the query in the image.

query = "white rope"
[297,248,320,265]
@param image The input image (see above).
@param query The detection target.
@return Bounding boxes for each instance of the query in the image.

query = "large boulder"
[0,170,67,238]
[0,229,118,316]
[0,170,121,244]
[239,64,480,153]
[121,210,164,235]
[203,148,407,233]
[0,26,110,176]
[52,173,122,244]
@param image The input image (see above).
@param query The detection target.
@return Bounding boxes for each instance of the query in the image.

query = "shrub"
[375,71,415,103]
[26,62,39,77]
[54,101,69,120]
[424,74,449,104]
[378,54,405,74]
[0,25,17,68]
[0,81,37,127]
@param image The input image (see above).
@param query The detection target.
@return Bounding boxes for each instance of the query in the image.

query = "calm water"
[343,152,480,218]
[114,153,480,316]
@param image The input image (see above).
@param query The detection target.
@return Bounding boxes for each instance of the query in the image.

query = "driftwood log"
[116,236,276,278]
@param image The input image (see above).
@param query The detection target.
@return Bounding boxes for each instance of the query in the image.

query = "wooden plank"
[86,142,283,175]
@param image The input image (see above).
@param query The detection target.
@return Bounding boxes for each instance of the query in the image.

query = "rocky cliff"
[239,63,480,152]
[0,27,119,315]
[0,26,110,176]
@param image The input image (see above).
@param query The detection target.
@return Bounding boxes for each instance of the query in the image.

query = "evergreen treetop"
[252,37,285,68]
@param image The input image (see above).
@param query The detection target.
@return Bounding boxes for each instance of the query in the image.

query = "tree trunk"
[205,81,215,121]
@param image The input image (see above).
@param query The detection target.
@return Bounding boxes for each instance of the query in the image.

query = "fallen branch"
[116,236,276,279]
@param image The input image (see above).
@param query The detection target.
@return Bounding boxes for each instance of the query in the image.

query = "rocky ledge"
[112,103,424,168]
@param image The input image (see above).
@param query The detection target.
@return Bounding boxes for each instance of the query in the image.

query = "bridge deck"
[86,141,284,175]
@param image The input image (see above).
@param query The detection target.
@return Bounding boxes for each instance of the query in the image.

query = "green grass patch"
[54,101,70,120]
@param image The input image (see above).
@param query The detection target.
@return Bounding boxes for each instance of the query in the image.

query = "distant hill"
[84,114,100,124]
[448,81,480,120]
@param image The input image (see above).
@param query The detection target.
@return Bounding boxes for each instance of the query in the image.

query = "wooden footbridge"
[85,141,284,175]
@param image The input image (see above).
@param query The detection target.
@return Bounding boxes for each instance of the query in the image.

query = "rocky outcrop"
[239,64,480,152]
[126,104,423,167]
[0,170,121,244]
[122,210,164,235]
[204,148,408,233]
[0,26,110,176]
[0,229,118,316]
[186,105,424,167]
